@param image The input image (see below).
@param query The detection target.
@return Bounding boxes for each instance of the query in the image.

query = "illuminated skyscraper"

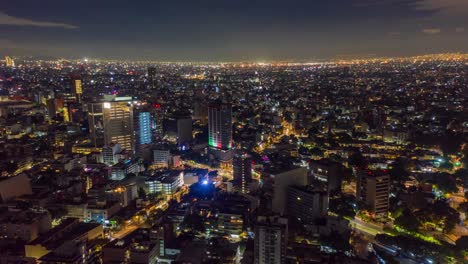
[136,112,152,145]
[73,79,83,103]
[5,56,15,67]
[232,152,252,193]
[208,102,232,162]
[134,107,152,155]
[103,97,134,153]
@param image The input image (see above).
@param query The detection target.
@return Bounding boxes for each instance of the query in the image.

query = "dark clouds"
[0,0,466,60]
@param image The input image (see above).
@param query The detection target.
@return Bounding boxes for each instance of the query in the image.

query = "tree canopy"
[389,158,410,182]
[394,209,420,232]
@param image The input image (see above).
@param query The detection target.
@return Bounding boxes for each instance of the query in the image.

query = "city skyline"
[1,0,467,60]
[0,49,467,264]
[0,1,468,263]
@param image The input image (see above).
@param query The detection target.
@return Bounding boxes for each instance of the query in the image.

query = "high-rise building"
[151,103,164,140]
[265,166,308,215]
[232,152,252,193]
[134,107,152,155]
[136,112,152,145]
[148,66,157,89]
[88,103,104,147]
[46,99,57,119]
[193,90,208,125]
[5,56,15,67]
[287,185,328,224]
[309,159,343,193]
[254,216,288,264]
[103,97,134,153]
[153,147,170,168]
[208,102,232,162]
[149,221,175,258]
[73,79,83,103]
[102,144,122,166]
[163,112,192,147]
[356,170,390,216]
[176,117,192,147]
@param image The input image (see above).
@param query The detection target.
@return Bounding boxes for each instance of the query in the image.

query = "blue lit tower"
[134,106,152,155]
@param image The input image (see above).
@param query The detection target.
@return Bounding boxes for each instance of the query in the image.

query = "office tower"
[103,97,134,153]
[5,56,15,67]
[110,160,140,181]
[176,116,192,147]
[266,166,308,215]
[193,101,207,123]
[163,112,192,147]
[193,89,208,125]
[287,185,328,224]
[208,102,233,162]
[145,171,183,197]
[153,147,170,168]
[254,216,288,264]
[356,170,390,216]
[46,99,57,119]
[134,107,152,154]
[148,66,157,89]
[151,103,164,140]
[150,221,175,258]
[67,103,82,123]
[232,152,252,193]
[136,111,152,145]
[73,79,83,103]
[88,102,104,147]
[102,143,122,166]
[309,159,343,193]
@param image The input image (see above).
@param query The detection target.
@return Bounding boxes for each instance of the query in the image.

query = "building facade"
[287,185,328,224]
[356,170,390,216]
[254,216,288,264]
[103,97,134,153]
[232,153,252,193]
[208,102,232,162]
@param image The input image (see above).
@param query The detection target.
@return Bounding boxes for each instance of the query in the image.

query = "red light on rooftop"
[152,103,161,109]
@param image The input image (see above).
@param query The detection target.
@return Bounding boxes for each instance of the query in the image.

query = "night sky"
[1,0,467,61]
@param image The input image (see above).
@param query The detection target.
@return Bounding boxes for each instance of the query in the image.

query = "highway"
[112,224,139,239]
[109,188,187,240]
[347,217,385,236]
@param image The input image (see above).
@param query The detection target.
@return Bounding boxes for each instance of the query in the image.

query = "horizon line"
[4,52,468,65]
